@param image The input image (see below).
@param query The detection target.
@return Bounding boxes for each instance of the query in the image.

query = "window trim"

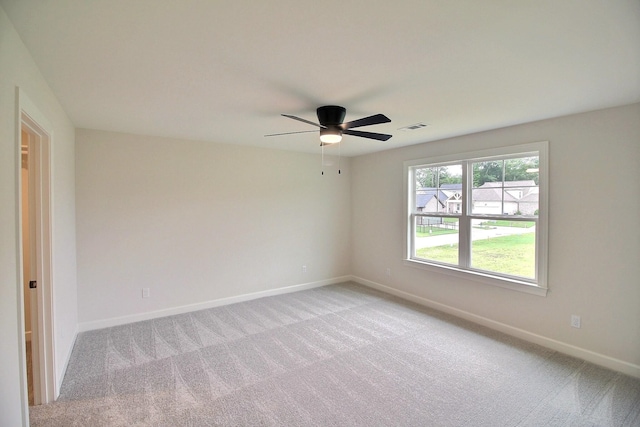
[403,141,549,296]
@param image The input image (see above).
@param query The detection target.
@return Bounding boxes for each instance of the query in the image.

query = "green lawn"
[416,233,535,278]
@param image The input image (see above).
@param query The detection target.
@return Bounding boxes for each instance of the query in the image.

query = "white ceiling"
[3,0,639,157]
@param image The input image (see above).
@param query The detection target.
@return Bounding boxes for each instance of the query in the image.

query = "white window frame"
[403,141,549,296]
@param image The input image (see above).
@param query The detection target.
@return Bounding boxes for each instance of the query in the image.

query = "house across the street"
[416,180,539,216]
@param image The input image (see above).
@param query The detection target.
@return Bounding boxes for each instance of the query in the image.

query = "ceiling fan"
[265,105,392,145]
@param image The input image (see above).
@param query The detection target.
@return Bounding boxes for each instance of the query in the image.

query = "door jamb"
[16,87,56,414]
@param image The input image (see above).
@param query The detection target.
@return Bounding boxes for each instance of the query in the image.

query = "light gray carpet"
[30,282,640,426]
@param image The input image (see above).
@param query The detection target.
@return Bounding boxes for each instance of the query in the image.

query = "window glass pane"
[472,160,503,188]
[502,187,539,215]
[414,216,459,265]
[471,160,503,215]
[414,165,462,214]
[472,156,539,216]
[504,157,539,184]
[470,219,536,279]
[471,187,503,215]
[504,157,539,216]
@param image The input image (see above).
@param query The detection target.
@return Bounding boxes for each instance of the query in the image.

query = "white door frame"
[16,88,56,413]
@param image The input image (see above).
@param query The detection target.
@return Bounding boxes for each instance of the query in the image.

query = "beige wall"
[75,129,351,325]
[0,6,77,425]
[351,103,640,370]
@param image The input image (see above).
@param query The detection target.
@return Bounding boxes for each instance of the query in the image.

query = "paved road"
[415,225,535,249]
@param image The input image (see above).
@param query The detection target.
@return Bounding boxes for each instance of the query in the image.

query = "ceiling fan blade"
[341,113,390,130]
[343,129,392,141]
[282,114,325,128]
[264,130,318,137]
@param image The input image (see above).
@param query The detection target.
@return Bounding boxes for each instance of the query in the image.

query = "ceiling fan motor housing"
[317,105,346,126]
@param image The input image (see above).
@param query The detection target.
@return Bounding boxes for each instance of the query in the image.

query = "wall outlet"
[142,288,150,298]
[570,314,581,328]
[302,265,307,274]
[386,268,391,277]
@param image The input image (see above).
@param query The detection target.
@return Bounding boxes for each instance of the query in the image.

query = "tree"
[417,157,539,189]
[416,165,462,188]
[504,157,539,184]
[472,161,502,187]
[473,156,539,187]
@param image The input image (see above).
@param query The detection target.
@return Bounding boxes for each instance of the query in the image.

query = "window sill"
[403,259,548,297]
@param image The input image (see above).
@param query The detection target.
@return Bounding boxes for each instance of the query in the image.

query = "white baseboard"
[350,275,640,379]
[78,276,350,332]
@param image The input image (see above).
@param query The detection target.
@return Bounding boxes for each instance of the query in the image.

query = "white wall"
[0,5,78,426]
[75,129,351,326]
[352,103,640,372]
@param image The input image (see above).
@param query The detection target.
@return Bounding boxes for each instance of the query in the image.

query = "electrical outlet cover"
[571,315,581,328]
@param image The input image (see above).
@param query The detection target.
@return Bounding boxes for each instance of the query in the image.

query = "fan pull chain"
[338,141,341,174]
[321,144,324,175]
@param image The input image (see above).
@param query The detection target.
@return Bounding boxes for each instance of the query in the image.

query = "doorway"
[18,89,56,410]
[21,129,37,406]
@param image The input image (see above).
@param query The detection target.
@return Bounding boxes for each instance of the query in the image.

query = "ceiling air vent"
[399,122,429,131]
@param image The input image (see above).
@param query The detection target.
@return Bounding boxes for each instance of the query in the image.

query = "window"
[404,142,548,295]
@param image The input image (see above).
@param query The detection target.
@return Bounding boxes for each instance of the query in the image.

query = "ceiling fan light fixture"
[319,128,342,144]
